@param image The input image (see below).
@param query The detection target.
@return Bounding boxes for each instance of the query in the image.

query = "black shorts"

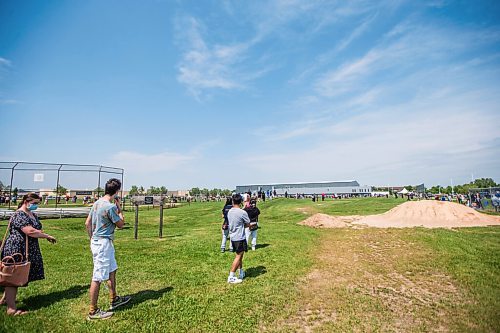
[231,240,248,254]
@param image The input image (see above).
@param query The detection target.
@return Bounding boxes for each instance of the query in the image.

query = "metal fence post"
[8,163,18,209]
[134,203,139,240]
[55,164,62,209]
[159,201,164,238]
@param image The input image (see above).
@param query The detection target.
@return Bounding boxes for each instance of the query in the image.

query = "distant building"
[235,181,371,196]
[167,190,189,197]
[373,186,405,192]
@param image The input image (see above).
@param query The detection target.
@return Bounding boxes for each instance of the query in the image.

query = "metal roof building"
[235,181,371,196]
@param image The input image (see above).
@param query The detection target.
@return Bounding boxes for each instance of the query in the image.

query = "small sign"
[76,191,92,195]
[144,196,154,205]
[34,174,44,182]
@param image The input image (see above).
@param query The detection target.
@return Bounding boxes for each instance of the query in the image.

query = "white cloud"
[244,102,500,185]
[109,151,195,174]
[175,16,257,98]
[312,21,500,99]
[0,57,11,68]
[246,43,500,185]
[174,1,398,98]
[0,99,22,105]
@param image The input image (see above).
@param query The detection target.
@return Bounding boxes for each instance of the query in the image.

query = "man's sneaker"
[221,248,225,253]
[227,276,243,284]
[252,246,256,251]
[109,295,131,311]
[87,308,114,320]
[239,269,245,280]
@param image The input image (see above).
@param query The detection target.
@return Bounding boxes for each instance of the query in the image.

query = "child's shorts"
[231,239,248,254]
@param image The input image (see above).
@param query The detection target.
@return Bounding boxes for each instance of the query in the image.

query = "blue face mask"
[28,204,39,211]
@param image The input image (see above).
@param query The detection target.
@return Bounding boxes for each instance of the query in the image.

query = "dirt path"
[264,229,472,332]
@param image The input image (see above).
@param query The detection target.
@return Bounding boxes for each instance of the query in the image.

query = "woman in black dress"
[0,193,56,315]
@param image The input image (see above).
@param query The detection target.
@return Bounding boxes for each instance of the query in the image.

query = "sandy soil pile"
[300,201,500,229]
[299,213,358,228]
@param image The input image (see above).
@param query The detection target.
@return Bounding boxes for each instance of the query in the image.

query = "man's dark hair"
[105,178,121,196]
[232,193,242,205]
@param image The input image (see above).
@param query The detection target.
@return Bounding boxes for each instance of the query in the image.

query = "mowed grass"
[0,198,499,332]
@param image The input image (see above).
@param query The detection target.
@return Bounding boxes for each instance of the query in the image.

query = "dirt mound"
[299,213,361,228]
[300,201,500,229]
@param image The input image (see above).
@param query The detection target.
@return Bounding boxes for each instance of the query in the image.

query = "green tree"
[129,185,139,196]
[139,186,145,195]
[201,188,210,197]
[147,186,154,195]
[13,187,18,197]
[429,186,440,194]
[94,186,104,194]
[190,187,201,196]
[472,178,497,188]
[160,186,168,195]
[54,185,67,195]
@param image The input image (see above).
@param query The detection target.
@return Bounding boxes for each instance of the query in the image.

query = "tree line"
[392,178,498,194]
[127,185,232,197]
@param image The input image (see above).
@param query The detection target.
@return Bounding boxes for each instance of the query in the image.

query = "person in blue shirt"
[85,178,130,320]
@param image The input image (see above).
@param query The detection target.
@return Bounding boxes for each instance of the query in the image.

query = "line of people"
[0,181,264,319]
[0,179,130,319]
[221,193,261,284]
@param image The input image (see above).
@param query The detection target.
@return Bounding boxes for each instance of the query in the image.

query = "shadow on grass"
[113,286,174,311]
[22,284,89,311]
[245,266,267,279]
[256,243,270,249]
[165,234,183,238]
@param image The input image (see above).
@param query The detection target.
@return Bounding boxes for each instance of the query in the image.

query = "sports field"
[1,198,499,332]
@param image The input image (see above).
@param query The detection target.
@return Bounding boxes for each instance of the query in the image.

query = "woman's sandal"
[7,309,28,316]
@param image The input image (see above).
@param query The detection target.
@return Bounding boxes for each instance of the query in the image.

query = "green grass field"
[1,198,499,332]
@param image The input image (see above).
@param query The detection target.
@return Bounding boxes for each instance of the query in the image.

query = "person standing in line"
[243,192,251,208]
[244,198,260,251]
[85,178,131,320]
[227,194,250,284]
[0,193,57,315]
[220,197,233,253]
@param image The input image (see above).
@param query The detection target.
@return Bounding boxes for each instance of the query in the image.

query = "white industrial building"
[235,180,371,196]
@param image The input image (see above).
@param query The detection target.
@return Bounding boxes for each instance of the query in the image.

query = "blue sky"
[1,0,499,190]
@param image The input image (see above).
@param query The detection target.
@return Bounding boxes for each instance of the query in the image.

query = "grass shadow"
[245,266,267,279]
[256,243,270,249]
[113,287,173,312]
[22,284,89,311]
